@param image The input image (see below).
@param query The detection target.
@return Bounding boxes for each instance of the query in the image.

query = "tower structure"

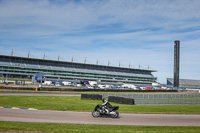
[174,40,180,88]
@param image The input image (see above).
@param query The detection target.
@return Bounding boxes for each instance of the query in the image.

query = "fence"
[134,99,200,105]
[102,93,200,105]
[102,93,200,99]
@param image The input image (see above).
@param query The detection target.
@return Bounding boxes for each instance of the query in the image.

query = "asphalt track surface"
[0,91,200,126]
[0,108,200,126]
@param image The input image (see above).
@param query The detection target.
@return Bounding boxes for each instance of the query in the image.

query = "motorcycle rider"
[102,98,112,114]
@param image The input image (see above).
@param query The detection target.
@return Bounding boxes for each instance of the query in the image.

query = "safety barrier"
[134,99,200,105]
[102,93,200,99]
[0,86,35,90]
[81,94,102,100]
[102,94,200,105]
[108,96,134,105]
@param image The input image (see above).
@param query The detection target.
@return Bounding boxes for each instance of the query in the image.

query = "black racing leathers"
[102,101,112,111]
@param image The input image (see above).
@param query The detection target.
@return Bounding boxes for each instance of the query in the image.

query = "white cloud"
[0,0,200,83]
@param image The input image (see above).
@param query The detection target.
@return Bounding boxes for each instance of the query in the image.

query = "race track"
[0,108,200,126]
[0,91,200,126]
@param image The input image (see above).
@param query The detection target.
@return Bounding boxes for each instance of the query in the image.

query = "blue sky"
[0,0,200,84]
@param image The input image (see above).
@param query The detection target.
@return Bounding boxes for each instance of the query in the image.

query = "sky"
[0,0,200,84]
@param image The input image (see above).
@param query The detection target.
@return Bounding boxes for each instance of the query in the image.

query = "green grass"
[0,121,200,133]
[0,95,200,114]
[0,77,32,82]
[1,96,200,133]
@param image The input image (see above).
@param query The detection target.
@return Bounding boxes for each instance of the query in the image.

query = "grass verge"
[0,95,200,114]
[0,121,200,133]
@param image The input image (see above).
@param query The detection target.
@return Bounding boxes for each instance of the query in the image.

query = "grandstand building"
[167,78,200,89]
[0,54,157,85]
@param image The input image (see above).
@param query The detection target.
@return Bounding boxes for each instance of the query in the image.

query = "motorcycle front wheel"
[92,111,100,117]
[111,111,119,118]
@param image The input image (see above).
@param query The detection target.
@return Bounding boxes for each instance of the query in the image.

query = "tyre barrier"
[81,94,102,100]
[108,96,134,105]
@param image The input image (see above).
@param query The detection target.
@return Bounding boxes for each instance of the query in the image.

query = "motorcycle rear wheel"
[111,111,119,118]
[92,111,100,117]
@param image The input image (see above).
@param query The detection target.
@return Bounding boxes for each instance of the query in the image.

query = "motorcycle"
[92,104,119,118]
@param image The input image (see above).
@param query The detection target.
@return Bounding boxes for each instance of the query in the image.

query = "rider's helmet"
[102,98,106,103]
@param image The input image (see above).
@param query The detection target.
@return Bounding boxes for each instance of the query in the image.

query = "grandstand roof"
[0,54,156,73]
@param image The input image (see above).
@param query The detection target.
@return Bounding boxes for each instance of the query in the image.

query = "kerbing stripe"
[12,107,20,109]
[0,106,38,110]
[4,107,12,108]
[28,108,38,110]
[20,108,28,109]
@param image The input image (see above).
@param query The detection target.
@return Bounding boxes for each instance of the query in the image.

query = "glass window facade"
[0,55,157,85]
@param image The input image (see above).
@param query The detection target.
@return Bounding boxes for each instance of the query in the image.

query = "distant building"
[167,78,200,89]
[0,54,157,85]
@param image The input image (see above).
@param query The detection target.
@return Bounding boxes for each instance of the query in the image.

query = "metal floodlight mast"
[174,40,180,89]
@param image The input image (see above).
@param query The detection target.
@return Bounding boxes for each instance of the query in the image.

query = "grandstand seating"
[1,60,153,78]
[0,55,157,84]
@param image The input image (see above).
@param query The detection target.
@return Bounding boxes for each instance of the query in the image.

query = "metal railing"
[102,93,200,105]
